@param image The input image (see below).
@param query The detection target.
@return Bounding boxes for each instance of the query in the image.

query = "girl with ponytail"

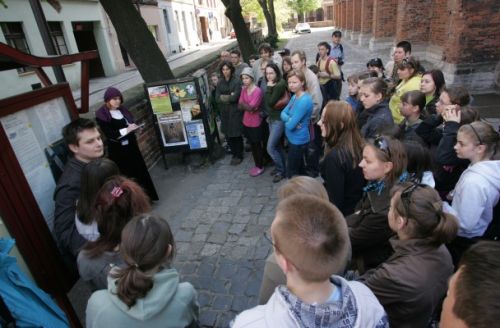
[359,182,458,328]
[77,176,151,291]
[86,214,199,328]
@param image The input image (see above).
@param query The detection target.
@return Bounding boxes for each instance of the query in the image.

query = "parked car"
[293,23,311,34]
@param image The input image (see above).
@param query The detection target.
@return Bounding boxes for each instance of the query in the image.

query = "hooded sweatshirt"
[86,268,198,328]
[451,160,500,238]
[232,276,388,328]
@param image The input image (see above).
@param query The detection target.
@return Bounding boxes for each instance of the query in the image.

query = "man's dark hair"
[249,54,259,61]
[230,49,241,57]
[317,41,331,52]
[454,241,500,328]
[258,43,273,55]
[332,30,342,37]
[62,118,97,146]
[396,40,412,54]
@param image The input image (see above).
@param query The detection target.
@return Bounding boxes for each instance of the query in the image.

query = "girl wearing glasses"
[317,101,365,216]
[347,136,407,272]
[359,183,458,327]
[447,121,500,264]
[389,56,422,124]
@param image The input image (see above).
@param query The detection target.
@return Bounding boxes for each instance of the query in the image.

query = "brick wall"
[372,0,397,38]
[429,0,447,47]
[352,0,362,32]
[360,0,374,34]
[395,0,432,42]
[346,0,354,30]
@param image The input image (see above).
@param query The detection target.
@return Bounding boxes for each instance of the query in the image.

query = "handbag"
[273,90,291,110]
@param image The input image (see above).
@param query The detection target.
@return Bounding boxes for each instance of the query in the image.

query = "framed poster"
[0,83,80,296]
[0,86,75,230]
[157,112,188,147]
[147,85,173,114]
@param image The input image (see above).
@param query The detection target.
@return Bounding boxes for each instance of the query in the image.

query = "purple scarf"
[95,105,135,124]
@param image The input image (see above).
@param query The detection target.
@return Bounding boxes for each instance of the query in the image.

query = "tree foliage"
[288,0,320,22]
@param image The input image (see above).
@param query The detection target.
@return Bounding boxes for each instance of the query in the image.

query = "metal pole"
[28,0,67,83]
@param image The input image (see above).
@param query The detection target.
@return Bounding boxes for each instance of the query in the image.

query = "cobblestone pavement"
[152,154,282,328]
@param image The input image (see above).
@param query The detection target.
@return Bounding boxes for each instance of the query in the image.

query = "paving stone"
[244,275,262,297]
[216,311,236,328]
[199,310,218,327]
[175,230,194,242]
[200,243,221,256]
[216,261,239,279]
[228,223,246,234]
[233,214,253,224]
[181,218,199,229]
[249,204,264,214]
[195,224,211,234]
[211,222,231,234]
[197,260,215,276]
[179,262,198,275]
[231,296,250,312]
[253,244,272,260]
[198,291,213,308]
[237,236,259,247]
[207,233,227,244]
[212,294,233,311]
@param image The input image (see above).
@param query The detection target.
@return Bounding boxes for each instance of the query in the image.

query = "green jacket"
[265,79,288,121]
[86,268,199,328]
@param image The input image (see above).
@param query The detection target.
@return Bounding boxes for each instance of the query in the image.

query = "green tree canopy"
[288,0,320,22]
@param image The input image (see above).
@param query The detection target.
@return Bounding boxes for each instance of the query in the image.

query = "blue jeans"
[267,120,286,177]
[287,143,308,178]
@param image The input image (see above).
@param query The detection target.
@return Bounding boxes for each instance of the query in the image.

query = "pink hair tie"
[111,186,124,198]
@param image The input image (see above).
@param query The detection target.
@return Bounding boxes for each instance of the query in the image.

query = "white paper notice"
[1,112,56,230]
[35,98,70,144]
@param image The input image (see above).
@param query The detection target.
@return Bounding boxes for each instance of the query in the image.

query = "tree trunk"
[258,0,277,38]
[269,0,277,34]
[100,0,174,82]
[222,0,256,62]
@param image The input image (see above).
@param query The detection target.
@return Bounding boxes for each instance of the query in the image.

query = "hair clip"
[111,186,124,198]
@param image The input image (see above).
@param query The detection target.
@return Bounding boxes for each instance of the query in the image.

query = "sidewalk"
[72,37,237,110]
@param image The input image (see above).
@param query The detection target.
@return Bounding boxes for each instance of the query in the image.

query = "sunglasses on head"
[374,136,391,158]
[400,183,428,215]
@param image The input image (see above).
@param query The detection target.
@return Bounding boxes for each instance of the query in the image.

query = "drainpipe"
[28,0,66,83]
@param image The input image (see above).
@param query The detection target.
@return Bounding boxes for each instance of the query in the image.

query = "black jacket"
[53,157,87,258]
[320,149,365,216]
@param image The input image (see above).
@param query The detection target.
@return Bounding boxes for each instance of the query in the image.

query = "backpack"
[316,57,337,75]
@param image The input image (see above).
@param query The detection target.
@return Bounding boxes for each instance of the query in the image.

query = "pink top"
[239,85,263,128]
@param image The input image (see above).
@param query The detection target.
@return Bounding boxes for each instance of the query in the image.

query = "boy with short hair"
[232,194,389,328]
[346,73,361,113]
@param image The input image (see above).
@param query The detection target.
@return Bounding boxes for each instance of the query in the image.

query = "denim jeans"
[287,142,308,178]
[267,120,286,176]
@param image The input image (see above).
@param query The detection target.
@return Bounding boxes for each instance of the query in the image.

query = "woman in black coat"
[95,87,158,200]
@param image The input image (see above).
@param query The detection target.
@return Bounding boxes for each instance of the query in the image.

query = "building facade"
[330,0,500,92]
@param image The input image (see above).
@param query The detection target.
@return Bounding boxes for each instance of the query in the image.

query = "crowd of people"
[49,30,500,327]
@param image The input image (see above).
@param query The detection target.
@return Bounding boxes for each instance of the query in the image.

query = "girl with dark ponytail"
[359,182,458,328]
[86,214,199,328]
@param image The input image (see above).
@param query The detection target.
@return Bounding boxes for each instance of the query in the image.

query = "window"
[1,22,31,72]
[1,22,30,54]
[148,25,159,41]
[48,22,68,55]
[163,9,171,34]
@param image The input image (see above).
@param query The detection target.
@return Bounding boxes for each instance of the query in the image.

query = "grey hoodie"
[452,160,500,238]
[86,268,199,328]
